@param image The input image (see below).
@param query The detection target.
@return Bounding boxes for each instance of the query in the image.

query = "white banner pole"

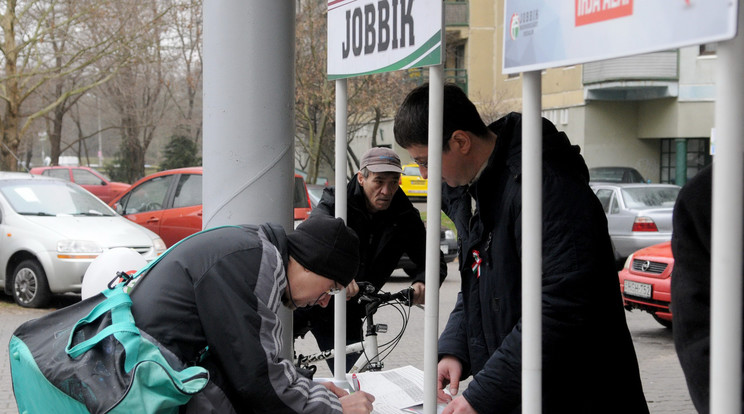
[334,78,349,381]
[710,2,744,413]
[521,70,542,414]
[423,65,444,414]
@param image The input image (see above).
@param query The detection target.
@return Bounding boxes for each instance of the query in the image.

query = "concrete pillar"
[202,1,296,359]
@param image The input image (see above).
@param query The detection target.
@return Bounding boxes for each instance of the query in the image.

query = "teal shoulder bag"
[7,230,225,414]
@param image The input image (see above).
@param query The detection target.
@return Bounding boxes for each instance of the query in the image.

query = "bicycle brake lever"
[354,281,373,293]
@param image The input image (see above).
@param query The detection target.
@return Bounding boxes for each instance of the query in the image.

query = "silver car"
[0,172,166,308]
[592,183,681,263]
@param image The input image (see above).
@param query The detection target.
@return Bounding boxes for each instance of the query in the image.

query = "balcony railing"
[445,1,468,27]
[583,51,679,84]
[407,67,468,95]
[583,51,679,100]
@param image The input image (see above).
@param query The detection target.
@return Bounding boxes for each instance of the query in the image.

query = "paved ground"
[0,261,694,413]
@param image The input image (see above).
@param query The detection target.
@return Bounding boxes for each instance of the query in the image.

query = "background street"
[0,260,694,413]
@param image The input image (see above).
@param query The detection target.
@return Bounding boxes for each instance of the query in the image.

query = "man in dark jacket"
[130,215,375,413]
[295,147,447,371]
[393,83,648,413]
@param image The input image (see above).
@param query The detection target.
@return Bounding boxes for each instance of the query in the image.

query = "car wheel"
[12,259,51,308]
[652,314,673,329]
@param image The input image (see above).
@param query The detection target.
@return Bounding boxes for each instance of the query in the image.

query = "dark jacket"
[671,164,744,414]
[130,225,342,413]
[296,175,446,342]
[439,113,648,413]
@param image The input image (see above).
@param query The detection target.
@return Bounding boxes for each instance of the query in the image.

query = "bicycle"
[294,281,417,376]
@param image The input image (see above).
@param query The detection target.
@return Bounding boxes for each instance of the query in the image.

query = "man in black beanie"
[130,216,376,413]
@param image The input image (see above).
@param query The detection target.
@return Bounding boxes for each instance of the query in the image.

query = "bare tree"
[95,0,172,182]
[294,0,333,183]
[294,0,414,184]
[0,0,34,170]
[471,88,514,125]
[0,0,152,170]
[162,0,202,146]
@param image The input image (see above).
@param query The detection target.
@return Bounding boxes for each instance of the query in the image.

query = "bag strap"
[123,225,243,294]
[64,284,210,392]
[67,226,245,372]
[66,286,142,372]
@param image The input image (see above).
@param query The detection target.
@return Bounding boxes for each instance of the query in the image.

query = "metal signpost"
[326,1,443,411]
[503,1,741,412]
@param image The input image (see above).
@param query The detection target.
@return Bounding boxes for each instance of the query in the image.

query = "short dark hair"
[394,83,489,150]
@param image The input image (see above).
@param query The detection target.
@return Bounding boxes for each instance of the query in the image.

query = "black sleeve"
[401,211,448,286]
[671,166,713,413]
[313,187,336,216]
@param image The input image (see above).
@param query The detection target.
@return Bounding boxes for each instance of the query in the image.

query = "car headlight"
[57,240,104,259]
[57,240,104,254]
[153,237,167,254]
[444,229,455,240]
[623,254,634,270]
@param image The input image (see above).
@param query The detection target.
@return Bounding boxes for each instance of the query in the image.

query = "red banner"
[575,0,633,27]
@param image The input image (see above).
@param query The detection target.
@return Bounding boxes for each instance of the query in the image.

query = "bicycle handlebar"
[356,281,413,307]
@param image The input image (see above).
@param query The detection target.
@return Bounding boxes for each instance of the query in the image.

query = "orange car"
[109,167,311,247]
[617,241,673,328]
[29,166,130,204]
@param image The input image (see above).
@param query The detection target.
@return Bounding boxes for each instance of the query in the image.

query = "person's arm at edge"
[671,168,713,412]
[403,210,449,302]
[313,186,336,217]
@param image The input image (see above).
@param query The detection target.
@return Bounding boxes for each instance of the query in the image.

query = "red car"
[108,167,311,247]
[617,241,674,328]
[29,166,130,204]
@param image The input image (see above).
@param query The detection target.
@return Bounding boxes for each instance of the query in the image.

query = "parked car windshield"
[307,185,324,208]
[589,167,646,183]
[0,181,114,216]
[621,187,680,209]
[403,165,421,177]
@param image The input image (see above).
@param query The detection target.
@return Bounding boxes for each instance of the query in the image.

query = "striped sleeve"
[254,230,343,413]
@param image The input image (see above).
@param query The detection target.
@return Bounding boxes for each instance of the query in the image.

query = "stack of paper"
[346,366,445,414]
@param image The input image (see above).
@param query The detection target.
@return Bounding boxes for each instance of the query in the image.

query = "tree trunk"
[1,0,20,171]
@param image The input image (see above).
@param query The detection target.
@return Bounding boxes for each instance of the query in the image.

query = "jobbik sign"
[327,0,442,80]
[503,0,739,74]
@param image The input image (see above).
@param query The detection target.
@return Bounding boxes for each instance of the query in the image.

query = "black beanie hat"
[287,215,360,286]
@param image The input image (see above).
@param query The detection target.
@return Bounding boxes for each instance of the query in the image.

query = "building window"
[659,138,712,184]
[454,44,465,70]
[699,43,717,56]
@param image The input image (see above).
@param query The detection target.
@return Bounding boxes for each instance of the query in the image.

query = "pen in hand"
[352,373,361,391]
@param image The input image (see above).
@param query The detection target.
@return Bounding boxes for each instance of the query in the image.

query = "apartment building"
[400,0,716,185]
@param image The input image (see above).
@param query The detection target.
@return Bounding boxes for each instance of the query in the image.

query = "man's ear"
[450,130,472,154]
[357,171,364,186]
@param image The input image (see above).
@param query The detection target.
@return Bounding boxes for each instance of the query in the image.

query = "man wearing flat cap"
[295,147,447,371]
[130,215,376,413]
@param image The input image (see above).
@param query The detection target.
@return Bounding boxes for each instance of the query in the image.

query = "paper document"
[346,365,445,413]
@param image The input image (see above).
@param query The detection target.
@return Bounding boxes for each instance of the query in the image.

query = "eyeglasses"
[325,283,342,296]
[413,158,428,169]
